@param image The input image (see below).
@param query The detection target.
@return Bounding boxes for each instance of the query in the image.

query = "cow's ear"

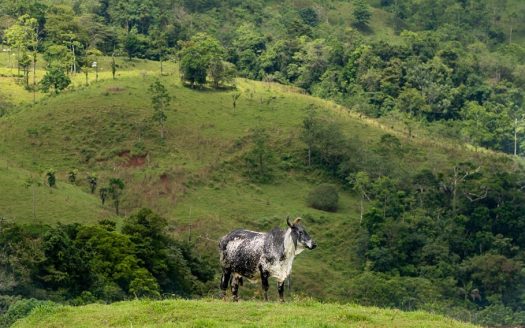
[293,217,302,225]
[287,216,293,228]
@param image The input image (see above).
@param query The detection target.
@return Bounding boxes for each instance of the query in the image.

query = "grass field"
[13,299,479,328]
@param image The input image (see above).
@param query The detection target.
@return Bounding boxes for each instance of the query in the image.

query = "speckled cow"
[218,217,317,302]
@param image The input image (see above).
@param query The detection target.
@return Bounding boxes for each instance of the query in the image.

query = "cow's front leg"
[231,275,241,302]
[260,269,270,301]
[220,268,231,300]
[278,281,285,303]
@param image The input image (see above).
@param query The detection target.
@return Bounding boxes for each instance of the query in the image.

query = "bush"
[0,298,56,328]
[307,184,339,212]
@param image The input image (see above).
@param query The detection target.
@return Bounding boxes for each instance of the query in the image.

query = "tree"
[148,79,171,139]
[150,27,168,75]
[99,187,108,205]
[45,169,56,188]
[108,178,125,215]
[231,92,241,113]
[40,65,71,94]
[122,27,147,60]
[111,53,117,79]
[5,15,38,90]
[68,169,77,183]
[82,48,103,86]
[87,174,97,193]
[244,127,274,183]
[178,33,224,87]
[299,7,320,27]
[348,171,371,222]
[301,106,318,167]
[353,0,372,27]
[209,58,236,89]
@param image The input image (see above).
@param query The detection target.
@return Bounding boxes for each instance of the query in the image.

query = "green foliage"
[345,272,440,310]
[67,169,77,184]
[299,7,320,27]
[244,127,275,183]
[179,33,225,87]
[108,178,124,215]
[40,66,70,94]
[86,174,97,194]
[148,79,171,139]
[307,184,339,212]
[353,0,372,27]
[0,209,214,306]
[45,169,56,187]
[99,188,108,205]
[0,298,56,328]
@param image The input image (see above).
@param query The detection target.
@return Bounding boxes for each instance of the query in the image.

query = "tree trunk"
[359,195,364,223]
[32,181,36,220]
[32,52,36,104]
[160,53,163,75]
[514,118,518,156]
[72,44,76,73]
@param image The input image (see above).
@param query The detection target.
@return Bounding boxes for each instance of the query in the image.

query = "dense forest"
[1,0,525,327]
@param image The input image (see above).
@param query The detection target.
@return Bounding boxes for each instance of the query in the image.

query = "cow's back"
[219,229,266,279]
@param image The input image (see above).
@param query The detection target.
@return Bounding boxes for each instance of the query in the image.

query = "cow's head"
[287,217,317,250]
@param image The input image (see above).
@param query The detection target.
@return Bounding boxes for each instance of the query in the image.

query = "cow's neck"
[284,228,304,259]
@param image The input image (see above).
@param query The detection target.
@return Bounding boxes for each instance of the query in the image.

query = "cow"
[218,217,317,302]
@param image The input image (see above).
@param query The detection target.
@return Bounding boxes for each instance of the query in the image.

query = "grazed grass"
[13,299,479,328]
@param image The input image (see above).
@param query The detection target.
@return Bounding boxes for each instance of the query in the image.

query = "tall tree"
[108,178,125,215]
[148,79,171,139]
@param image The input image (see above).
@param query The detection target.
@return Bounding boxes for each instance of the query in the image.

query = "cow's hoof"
[279,299,285,303]
[232,297,239,302]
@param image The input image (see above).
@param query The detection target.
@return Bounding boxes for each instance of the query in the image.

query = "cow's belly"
[222,235,265,278]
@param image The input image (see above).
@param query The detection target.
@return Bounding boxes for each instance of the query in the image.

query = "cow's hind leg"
[278,281,285,303]
[231,275,241,302]
[260,267,270,301]
[220,268,231,300]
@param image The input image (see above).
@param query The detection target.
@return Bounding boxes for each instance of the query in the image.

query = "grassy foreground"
[13,299,478,328]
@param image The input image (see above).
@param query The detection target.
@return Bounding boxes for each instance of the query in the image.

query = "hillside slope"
[13,299,479,328]
[0,56,516,302]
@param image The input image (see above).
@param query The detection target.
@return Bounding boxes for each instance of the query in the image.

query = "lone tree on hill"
[87,174,97,193]
[178,33,225,88]
[99,187,108,205]
[149,79,171,139]
[46,169,56,188]
[108,178,125,215]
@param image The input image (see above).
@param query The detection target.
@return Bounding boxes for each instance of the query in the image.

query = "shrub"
[307,184,339,212]
[0,298,56,328]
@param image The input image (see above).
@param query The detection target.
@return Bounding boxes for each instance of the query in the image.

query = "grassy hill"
[12,299,479,328]
[0,52,515,301]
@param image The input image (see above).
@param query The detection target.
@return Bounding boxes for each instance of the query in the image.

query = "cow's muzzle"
[307,241,317,250]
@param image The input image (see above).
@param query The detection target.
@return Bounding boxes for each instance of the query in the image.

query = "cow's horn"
[287,216,292,228]
[293,217,302,225]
